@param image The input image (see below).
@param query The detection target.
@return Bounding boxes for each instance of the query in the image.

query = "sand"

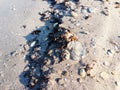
[0,0,120,90]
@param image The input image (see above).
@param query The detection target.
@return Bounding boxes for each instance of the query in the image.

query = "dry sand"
[0,0,120,90]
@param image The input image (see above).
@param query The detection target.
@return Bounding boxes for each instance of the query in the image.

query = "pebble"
[87,7,93,13]
[111,71,117,75]
[79,68,86,78]
[80,31,88,35]
[115,2,120,8]
[44,59,51,65]
[81,7,87,14]
[102,10,109,16]
[23,66,29,71]
[61,50,70,60]
[41,66,49,72]
[11,51,19,57]
[30,54,36,60]
[53,23,58,28]
[57,78,64,85]
[47,50,53,56]
[62,71,68,76]
[55,0,65,4]
[30,82,35,87]
[115,81,120,86]
[35,79,38,83]
[23,44,29,51]
[107,49,113,55]
[100,72,109,79]
[84,15,91,20]
[77,78,83,83]
[71,11,78,18]
[32,76,36,80]
[21,25,26,29]
[30,41,36,47]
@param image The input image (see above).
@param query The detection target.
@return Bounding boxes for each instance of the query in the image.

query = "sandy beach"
[0,0,120,90]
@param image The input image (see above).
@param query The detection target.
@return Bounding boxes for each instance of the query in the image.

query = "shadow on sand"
[19,0,79,90]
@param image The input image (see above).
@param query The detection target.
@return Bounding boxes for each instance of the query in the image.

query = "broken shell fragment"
[77,78,83,83]
[61,50,70,61]
[30,82,35,87]
[78,68,86,78]
[71,11,78,18]
[102,10,109,16]
[62,70,68,76]
[30,41,36,47]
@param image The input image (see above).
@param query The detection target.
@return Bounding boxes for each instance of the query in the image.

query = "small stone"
[84,15,91,20]
[21,25,26,29]
[30,82,35,87]
[47,50,53,56]
[81,7,87,14]
[115,2,120,8]
[80,31,88,35]
[107,49,112,55]
[78,68,86,78]
[115,81,120,86]
[102,10,109,16]
[77,78,83,83]
[62,71,68,76]
[58,78,64,85]
[55,0,65,4]
[71,11,78,18]
[61,50,70,61]
[85,64,93,76]
[35,79,38,83]
[23,66,29,71]
[87,8,93,13]
[23,44,29,51]
[30,54,36,60]
[30,41,36,47]
[53,23,58,28]
[111,71,117,75]
[66,63,70,66]
[100,72,109,79]
[41,66,49,72]
[32,77,36,80]
[10,51,19,57]
[44,59,51,65]
[34,47,40,51]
